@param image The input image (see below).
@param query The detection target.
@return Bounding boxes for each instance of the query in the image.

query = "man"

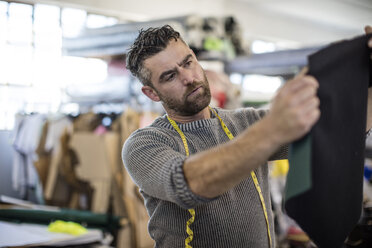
[122,25,372,247]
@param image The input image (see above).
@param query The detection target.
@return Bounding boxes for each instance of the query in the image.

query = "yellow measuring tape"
[167,115,195,248]
[167,107,272,248]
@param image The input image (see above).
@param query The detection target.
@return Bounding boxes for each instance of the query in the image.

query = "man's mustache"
[185,82,205,97]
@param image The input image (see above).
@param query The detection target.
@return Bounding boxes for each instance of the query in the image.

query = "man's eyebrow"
[178,54,193,66]
[159,68,176,82]
[158,54,193,82]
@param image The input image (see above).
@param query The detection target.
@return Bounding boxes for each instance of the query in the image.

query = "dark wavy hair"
[126,25,185,87]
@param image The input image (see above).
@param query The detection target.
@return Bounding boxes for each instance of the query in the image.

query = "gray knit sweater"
[122,107,288,248]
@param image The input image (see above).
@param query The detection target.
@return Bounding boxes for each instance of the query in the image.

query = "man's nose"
[179,68,194,85]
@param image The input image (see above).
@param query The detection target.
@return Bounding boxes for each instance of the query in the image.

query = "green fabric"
[285,134,312,201]
[203,37,224,51]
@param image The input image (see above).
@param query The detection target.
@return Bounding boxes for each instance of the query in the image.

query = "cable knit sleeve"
[122,127,212,209]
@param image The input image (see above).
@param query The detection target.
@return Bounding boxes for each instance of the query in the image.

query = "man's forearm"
[183,116,282,198]
[183,72,320,199]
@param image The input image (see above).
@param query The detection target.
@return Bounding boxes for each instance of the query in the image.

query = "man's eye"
[184,61,192,67]
[166,73,176,81]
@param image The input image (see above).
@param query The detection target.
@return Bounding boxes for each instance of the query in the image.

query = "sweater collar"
[154,107,221,132]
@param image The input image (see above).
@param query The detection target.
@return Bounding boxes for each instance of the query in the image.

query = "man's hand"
[265,68,320,145]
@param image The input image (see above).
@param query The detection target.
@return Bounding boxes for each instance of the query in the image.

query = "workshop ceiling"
[231,0,372,47]
[33,0,372,47]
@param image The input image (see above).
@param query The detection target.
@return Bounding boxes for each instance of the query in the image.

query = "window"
[0,1,118,130]
[86,14,118,29]
[240,74,283,107]
[251,40,276,54]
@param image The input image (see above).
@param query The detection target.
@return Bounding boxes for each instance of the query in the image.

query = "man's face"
[143,40,211,116]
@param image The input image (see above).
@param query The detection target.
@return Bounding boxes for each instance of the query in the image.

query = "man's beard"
[157,73,211,116]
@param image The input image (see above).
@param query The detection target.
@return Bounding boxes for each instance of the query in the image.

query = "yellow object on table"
[48,220,87,235]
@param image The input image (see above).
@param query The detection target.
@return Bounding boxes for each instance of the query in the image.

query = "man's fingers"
[292,84,318,107]
[295,66,308,79]
[301,96,320,115]
[284,75,318,95]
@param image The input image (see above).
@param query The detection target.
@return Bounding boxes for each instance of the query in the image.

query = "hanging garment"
[12,114,46,204]
[285,33,372,248]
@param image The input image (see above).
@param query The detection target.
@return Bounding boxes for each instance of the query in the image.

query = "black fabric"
[285,33,372,248]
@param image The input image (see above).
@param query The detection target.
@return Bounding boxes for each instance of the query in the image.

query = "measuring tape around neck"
[167,107,272,248]
[167,115,194,248]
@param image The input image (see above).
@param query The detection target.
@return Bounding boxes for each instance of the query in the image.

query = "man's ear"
[142,86,161,102]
